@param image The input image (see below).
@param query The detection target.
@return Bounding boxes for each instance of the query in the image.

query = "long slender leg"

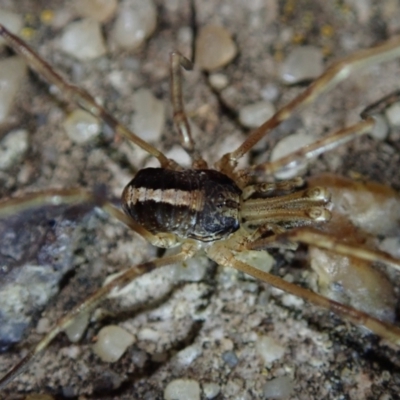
[247,118,375,177]
[207,241,400,345]
[170,52,208,169]
[0,24,177,170]
[0,241,199,388]
[216,36,400,175]
[277,227,400,272]
[0,189,179,248]
[361,89,400,118]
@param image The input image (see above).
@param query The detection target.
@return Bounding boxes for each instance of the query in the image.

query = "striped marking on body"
[124,186,205,212]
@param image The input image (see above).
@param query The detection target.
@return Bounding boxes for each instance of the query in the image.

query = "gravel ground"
[0,1,400,399]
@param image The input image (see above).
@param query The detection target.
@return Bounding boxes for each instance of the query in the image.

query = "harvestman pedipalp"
[0,24,400,388]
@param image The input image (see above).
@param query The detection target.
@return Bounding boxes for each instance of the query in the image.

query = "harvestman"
[1,24,400,387]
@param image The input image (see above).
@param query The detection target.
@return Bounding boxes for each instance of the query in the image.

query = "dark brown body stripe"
[122,168,242,241]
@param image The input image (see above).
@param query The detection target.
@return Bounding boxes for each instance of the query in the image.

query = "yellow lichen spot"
[40,9,54,24]
[283,0,295,16]
[321,25,334,38]
[24,13,35,25]
[20,27,36,41]
[292,32,305,45]
[322,45,332,57]
[340,4,352,15]
[302,12,314,29]
[274,49,284,63]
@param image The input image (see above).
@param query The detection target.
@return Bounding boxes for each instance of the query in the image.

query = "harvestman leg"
[207,238,400,345]
[0,189,178,248]
[0,237,199,388]
[248,118,375,177]
[170,52,208,169]
[216,35,400,175]
[0,25,178,170]
[361,89,400,118]
[0,189,199,387]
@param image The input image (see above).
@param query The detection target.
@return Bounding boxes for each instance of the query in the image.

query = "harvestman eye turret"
[0,24,400,388]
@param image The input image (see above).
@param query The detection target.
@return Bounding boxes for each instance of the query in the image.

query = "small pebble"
[269,130,315,179]
[379,236,400,258]
[370,114,389,140]
[60,18,106,60]
[137,327,161,342]
[164,379,201,400]
[36,318,51,334]
[280,46,324,84]
[348,0,372,23]
[239,100,276,129]
[222,351,239,368]
[63,109,101,144]
[385,102,400,127]
[165,145,191,168]
[131,88,165,142]
[65,312,90,343]
[235,250,274,273]
[173,254,209,282]
[176,344,202,366]
[0,9,23,47]
[0,129,29,170]
[0,56,27,123]
[263,376,294,399]
[195,25,237,71]
[111,0,157,50]
[256,335,285,365]
[261,83,280,102]
[203,382,221,399]
[92,325,135,362]
[208,73,229,90]
[73,0,118,22]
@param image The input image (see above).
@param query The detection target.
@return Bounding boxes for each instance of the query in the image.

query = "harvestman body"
[0,24,400,388]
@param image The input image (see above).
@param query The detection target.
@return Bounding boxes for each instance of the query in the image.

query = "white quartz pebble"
[239,100,276,129]
[92,325,135,362]
[280,46,324,84]
[263,376,294,399]
[74,0,118,22]
[0,9,23,48]
[0,56,27,123]
[256,335,285,365]
[0,129,29,170]
[208,73,229,90]
[111,0,157,50]
[65,312,89,343]
[60,18,107,60]
[164,379,201,400]
[132,88,165,143]
[370,114,389,140]
[385,102,400,127]
[203,382,221,399]
[63,109,101,144]
[270,130,315,179]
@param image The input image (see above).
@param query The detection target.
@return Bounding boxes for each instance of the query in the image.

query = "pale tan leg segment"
[277,227,400,272]
[216,36,400,175]
[170,52,208,169]
[207,241,400,346]
[249,118,375,177]
[0,24,177,169]
[0,189,178,249]
[361,89,400,118]
[0,241,199,388]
